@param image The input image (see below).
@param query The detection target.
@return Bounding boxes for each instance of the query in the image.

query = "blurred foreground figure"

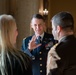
[0,14,32,75]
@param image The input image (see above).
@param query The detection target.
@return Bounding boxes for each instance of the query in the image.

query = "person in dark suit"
[47,11,76,75]
[22,14,56,75]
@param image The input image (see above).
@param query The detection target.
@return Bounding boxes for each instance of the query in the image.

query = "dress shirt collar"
[36,32,44,41]
[59,36,66,42]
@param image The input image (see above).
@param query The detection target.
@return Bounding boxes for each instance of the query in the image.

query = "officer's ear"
[57,25,62,33]
[30,23,34,33]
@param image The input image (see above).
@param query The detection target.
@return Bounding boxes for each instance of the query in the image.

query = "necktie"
[37,36,41,43]
[36,36,42,54]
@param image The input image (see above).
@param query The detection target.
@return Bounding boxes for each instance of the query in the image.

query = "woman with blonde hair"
[0,14,32,75]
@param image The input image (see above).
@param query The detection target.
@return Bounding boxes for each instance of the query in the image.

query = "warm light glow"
[43,9,48,15]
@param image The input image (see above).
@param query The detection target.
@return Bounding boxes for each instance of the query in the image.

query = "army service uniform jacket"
[22,32,55,75]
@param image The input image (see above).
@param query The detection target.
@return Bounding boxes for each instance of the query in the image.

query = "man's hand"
[28,35,41,51]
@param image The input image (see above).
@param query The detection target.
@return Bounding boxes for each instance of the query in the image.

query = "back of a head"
[32,14,45,22]
[0,14,16,48]
[51,11,74,30]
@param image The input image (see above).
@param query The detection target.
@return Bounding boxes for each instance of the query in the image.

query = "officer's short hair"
[32,14,45,22]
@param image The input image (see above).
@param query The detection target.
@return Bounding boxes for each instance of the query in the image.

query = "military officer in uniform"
[21,14,55,75]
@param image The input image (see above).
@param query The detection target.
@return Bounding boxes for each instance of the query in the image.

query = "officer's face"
[31,18,45,36]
